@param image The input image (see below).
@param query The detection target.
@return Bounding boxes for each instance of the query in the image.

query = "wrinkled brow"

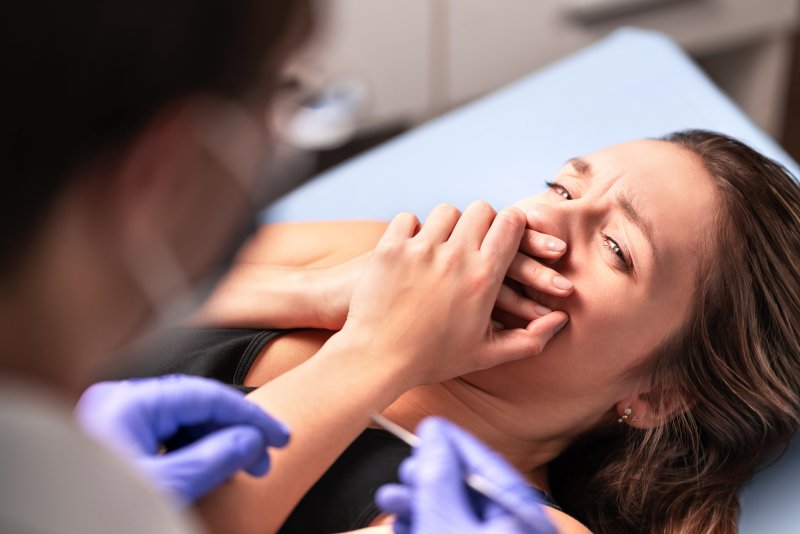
[617,193,657,262]
[568,156,659,267]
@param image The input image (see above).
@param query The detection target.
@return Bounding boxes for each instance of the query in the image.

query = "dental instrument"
[369,411,552,529]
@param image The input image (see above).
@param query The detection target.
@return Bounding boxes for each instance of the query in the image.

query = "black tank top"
[120,327,560,532]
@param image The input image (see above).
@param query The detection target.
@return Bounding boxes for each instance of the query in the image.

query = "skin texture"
[197,139,718,532]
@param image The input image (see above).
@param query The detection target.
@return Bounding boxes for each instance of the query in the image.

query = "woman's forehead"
[583,139,700,177]
[593,140,718,272]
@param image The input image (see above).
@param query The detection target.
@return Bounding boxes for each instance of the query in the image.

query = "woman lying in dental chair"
[134,130,800,534]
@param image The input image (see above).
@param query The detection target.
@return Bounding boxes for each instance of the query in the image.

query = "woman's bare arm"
[190,221,388,330]
[195,332,415,534]
[192,222,395,533]
[236,221,389,267]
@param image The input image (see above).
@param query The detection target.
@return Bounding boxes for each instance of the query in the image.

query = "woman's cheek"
[568,287,629,350]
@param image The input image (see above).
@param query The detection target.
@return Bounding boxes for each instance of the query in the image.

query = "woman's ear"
[615,390,692,429]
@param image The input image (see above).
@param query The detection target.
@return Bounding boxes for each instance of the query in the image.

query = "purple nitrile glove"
[376,417,557,534]
[75,374,289,505]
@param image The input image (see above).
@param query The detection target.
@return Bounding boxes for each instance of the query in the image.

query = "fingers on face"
[525,310,569,338]
[485,310,569,366]
[495,284,552,321]
[507,252,573,296]
[477,207,528,292]
[519,228,567,260]
[491,307,531,330]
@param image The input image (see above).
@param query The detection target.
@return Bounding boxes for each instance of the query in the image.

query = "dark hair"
[0,0,311,274]
[550,130,800,532]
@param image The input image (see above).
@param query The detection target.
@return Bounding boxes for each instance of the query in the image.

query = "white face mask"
[123,98,268,329]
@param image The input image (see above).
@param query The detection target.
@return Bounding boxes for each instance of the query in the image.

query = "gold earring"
[617,407,632,424]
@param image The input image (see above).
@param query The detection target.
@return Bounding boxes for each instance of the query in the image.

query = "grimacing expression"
[463,140,719,435]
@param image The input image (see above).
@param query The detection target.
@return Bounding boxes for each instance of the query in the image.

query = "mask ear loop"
[123,99,269,330]
[187,97,272,294]
[190,97,268,208]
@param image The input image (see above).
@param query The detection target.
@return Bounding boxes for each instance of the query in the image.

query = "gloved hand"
[75,374,290,505]
[376,418,556,534]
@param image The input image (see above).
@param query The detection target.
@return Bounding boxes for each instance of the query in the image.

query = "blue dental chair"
[262,28,800,532]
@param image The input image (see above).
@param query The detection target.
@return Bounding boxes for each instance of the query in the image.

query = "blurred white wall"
[295,0,799,137]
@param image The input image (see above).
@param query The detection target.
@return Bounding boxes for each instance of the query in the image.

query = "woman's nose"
[523,195,602,243]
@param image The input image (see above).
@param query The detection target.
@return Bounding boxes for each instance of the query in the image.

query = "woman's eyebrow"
[567,157,592,176]
[617,193,657,261]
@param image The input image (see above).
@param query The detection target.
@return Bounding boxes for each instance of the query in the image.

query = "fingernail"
[547,238,566,252]
[553,275,573,290]
[534,304,552,316]
[492,320,506,330]
[554,317,569,334]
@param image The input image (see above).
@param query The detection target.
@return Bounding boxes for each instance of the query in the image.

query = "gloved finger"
[507,252,574,297]
[495,283,552,321]
[480,311,568,368]
[415,204,461,243]
[392,516,411,534]
[518,228,567,260]
[147,424,268,504]
[433,419,556,532]
[75,381,119,409]
[131,375,290,447]
[434,419,545,506]
[243,448,270,477]
[415,418,479,524]
[75,381,152,453]
[398,456,418,486]
[375,483,413,518]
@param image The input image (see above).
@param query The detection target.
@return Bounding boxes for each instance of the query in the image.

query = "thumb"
[147,425,268,504]
[415,418,479,528]
[485,312,568,366]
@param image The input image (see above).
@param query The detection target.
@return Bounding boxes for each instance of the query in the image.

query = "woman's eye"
[544,181,572,200]
[601,232,631,273]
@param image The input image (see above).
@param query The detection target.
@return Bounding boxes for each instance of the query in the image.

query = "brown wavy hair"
[550,130,800,532]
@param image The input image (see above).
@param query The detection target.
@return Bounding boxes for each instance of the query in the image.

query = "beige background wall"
[297,0,799,137]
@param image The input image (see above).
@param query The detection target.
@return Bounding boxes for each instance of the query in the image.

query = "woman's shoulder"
[545,507,593,533]
[360,507,592,533]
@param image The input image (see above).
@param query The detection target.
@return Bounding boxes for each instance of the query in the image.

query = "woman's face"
[462,140,719,443]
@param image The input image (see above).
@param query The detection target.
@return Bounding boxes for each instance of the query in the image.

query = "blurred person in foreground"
[0,2,564,533]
